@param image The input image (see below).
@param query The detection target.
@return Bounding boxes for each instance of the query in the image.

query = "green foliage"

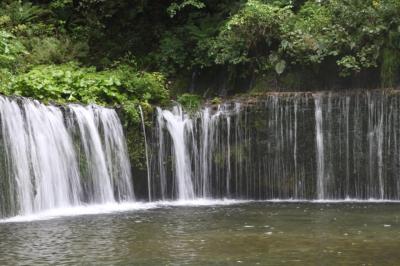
[205,0,400,79]
[281,1,333,65]
[177,93,202,111]
[0,0,89,71]
[381,30,400,87]
[156,32,188,75]
[275,60,286,75]
[1,0,400,110]
[337,56,361,77]
[5,63,169,123]
[0,0,55,39]
[381,48,400,87]
[154,3,231,77]
[210,0,292,73]
[0,30,26,69]
[168,0,206,18]
[211,97,222,105]
[26,37,89,65]
[325,0,385,76]
[0,1,48,27]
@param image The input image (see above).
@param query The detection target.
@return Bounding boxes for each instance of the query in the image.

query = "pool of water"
[1,202,400,265]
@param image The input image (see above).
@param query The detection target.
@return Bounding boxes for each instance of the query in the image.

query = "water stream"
[0,96,134,218]
[151,90,400,201]
[139,105,152,201]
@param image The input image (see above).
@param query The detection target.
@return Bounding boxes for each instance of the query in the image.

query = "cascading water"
[139,105,152,201]
[0,96,134,218]
[150,90,400,201]
[160,106,195,200]
[314,95,326,199]
[2,90,400,218]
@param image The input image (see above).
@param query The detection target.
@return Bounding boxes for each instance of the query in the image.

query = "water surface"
[1,202,399,265]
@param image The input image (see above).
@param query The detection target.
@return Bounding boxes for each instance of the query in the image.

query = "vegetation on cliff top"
[0,0,399,111]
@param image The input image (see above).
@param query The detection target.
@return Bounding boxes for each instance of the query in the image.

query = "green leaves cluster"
[208,0,400,77]
[1,0,400,109]
[152,0,400,88]
[4,63,169,123]
[0,0,170,124]
[168,0,206,18]
[177,93,202,111]
[211,1,292,71]
[0,30,26,69]
[0,0,90,69]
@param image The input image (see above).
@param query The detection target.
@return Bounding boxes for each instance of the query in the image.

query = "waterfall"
[156,108,167,200]
[4,89,400,218]
[0,96,134,218]
[159,106,195,200]
[314,95,326,199]
[151,90,400,201]
[139,106,152,201]
[293,96,298,198]
[200,108,211,197]
[226,116,231,197]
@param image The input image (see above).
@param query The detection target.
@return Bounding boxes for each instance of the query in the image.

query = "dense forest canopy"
[0,0,400,114]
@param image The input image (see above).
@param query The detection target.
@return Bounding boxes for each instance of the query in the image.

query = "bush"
[177,93,202,111]
[210,0,293,74]
[0,30,26,69]
[5,62,169,123]
[25,36,89,66]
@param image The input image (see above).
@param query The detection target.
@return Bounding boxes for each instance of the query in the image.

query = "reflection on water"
[1,203,400,265]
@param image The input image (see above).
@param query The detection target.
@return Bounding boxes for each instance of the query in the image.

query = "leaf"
[167,0,205,18]
[275,60,286,75]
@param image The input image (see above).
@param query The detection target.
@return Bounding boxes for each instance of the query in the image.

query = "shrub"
[177,93,202,111]
[5,62,169,123]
